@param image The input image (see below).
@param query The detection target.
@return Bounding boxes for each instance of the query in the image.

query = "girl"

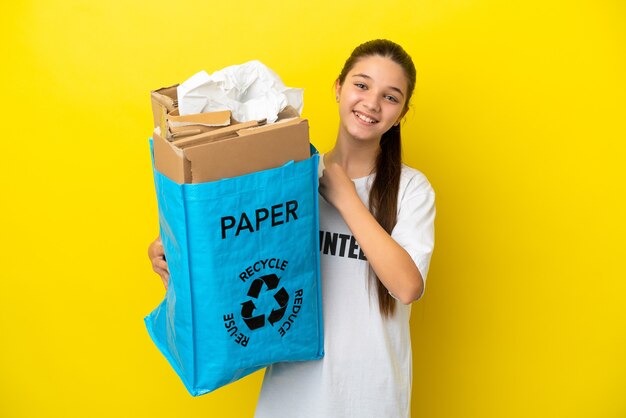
[149,39,435,418]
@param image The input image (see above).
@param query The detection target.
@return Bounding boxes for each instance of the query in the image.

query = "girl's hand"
[319,162,359,212]
[148,236,169,290]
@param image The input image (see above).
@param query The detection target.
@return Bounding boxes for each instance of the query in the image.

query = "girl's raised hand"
[319,161,359,213]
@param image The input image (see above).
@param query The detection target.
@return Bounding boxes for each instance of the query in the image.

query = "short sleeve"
[391,169,436,292]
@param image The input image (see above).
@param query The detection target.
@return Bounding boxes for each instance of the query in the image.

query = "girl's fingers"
[152,257,169,274]
[149,237,169,290]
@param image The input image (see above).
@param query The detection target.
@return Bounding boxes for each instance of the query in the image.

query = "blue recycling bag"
[145,143,324,396]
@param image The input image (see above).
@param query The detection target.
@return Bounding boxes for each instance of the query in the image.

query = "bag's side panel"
[307,147,324,357]
[310,154,324,358]
[145,141,198,395]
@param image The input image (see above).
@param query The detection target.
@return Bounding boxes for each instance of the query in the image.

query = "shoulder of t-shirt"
[398,164,435,201]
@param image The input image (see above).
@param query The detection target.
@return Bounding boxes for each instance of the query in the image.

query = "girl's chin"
[345,125,383,142]
[339,121,386,144]
[346,133,382,144]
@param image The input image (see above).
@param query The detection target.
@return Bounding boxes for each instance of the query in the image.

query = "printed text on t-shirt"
[319,230,367,260]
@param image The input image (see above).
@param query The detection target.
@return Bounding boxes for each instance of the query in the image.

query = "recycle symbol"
[241,273,289,331]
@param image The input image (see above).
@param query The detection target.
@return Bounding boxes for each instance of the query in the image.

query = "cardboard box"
[153,113,310,184]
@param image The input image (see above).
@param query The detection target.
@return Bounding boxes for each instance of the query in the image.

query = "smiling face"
[335,54,409,145]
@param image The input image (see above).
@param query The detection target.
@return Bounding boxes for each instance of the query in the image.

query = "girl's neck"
[327,133,380,179]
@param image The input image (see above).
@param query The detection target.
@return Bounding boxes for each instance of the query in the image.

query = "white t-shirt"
[254,156,435,418]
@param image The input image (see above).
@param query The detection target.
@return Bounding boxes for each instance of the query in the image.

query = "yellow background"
[1,0,625,417]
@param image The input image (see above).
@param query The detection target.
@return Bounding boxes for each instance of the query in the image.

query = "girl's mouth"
[353,111,378,124]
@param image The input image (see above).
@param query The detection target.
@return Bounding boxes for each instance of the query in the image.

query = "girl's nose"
[362,91,381,113]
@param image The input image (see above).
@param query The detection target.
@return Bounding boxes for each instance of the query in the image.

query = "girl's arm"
[319,162,424,305]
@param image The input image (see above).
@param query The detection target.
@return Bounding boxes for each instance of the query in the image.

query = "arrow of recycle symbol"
[241,273,289,331]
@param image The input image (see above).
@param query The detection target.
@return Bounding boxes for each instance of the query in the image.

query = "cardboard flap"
[277,105,300,119]
[167,108,231,127]
[169,127,207,138]
[172,120,263,149]
[153,129,190,183]
[151,85,179,128]
[237,117,304,136]
[151,85,178,108]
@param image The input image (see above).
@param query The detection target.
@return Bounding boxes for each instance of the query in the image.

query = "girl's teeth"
[355,112,376,123]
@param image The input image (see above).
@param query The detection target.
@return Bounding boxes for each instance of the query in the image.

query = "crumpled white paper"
[177,60,303,123]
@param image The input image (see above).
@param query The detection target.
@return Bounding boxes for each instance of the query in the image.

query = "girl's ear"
[334,79,341,102]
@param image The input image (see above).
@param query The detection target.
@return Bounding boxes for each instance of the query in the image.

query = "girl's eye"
[385,95,399,103]
[354,83,366,89]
